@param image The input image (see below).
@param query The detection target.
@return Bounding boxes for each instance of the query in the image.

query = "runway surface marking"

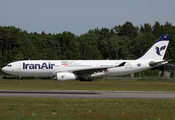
[0,90,175,99]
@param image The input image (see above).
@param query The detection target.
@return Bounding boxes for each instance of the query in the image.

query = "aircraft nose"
[2,67,6,72]
[2,67,8,73]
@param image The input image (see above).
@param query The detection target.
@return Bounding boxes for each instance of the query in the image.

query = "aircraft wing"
[52,62,126,76]
[71,62,126,74]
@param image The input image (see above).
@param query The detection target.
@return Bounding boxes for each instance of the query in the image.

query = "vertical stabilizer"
[137,34,171,60]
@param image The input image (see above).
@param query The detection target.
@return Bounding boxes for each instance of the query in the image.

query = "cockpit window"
[7,65,12,67]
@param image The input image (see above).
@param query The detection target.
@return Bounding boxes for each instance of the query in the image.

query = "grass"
[1,78,175,119]
[0,78,175,91]
[0,97,175,120]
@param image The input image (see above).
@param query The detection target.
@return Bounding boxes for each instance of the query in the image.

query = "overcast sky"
[1,0,175,36]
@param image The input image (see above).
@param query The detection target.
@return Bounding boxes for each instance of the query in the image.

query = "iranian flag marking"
[62,61,68,65]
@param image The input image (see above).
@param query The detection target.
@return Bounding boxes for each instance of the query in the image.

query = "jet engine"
[56,72,78,81]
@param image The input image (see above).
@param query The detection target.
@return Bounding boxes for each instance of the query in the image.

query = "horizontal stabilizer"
[149,60,172,67]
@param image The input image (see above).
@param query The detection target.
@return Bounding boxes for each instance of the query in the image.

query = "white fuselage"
[2,59,155,77]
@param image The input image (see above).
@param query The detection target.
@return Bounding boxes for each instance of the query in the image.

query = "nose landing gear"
[19,76,23,81]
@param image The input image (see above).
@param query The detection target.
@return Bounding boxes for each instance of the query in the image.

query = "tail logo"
[155,45,166,56]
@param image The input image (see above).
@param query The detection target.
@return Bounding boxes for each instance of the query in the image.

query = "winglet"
[117,62,126,67]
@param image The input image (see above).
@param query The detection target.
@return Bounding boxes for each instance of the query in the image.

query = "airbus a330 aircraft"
[2,34,171,81]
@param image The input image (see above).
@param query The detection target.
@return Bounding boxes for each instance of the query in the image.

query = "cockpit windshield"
[7,65,12,67]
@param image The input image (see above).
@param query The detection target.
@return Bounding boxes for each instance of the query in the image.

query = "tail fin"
[137,34,171,60]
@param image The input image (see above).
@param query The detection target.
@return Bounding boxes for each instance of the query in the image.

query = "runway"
[0,90,175,99]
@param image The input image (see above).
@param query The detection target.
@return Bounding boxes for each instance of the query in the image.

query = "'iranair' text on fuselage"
[23,63,55,69]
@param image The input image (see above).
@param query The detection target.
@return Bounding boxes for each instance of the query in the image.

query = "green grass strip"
[0,97,175,120]
[1,78,175,91]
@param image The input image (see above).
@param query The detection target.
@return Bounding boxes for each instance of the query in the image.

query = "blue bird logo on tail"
[155,45,166,56]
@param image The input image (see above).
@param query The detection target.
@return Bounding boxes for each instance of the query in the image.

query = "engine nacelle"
[56,72,78,81]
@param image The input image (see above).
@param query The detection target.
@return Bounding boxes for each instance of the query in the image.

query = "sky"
[0,0,175,36]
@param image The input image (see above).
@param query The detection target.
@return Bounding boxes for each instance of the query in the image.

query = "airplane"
[2,34,171,81]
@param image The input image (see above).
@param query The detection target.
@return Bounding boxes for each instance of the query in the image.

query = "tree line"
[0,21,175,74]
